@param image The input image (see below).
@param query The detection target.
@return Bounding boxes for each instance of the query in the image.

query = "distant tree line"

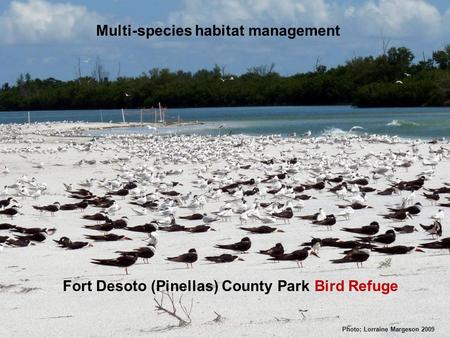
[0,45,449,111]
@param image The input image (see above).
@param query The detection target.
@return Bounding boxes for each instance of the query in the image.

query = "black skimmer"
[125,222,158,234]
[259,243,284,258]
[423,192,440,203]
[130,201,158,210]
[91,254,137,274]
[326,175,344,183]
[0,197,16,209]
[12,226,49,235]
[243,187,259,196]
[325,239,373,250]
[293,185,305,193]
[268,247,318,268]
[419,237,450,253]
[54,237,90,249]
[372,245,424,255]
[84,223,114,233]
[359,186,377,193]
[302,238,338,247]
[123,181,138,190]
[393,176,425,190]
[159,223,186,232]
[6,238,31,247]
[381,210,413,221]
[387,202,422,215]
[60,200,89,211]
[303,181,325,191]
[184,225,214,233]
[108,217,128,229]
[313,215,336,230]
[347,178,369,186]
[0,223,15,230]
[329,182,347,193]
[67,188,94,198]
[85,234,131,241]
[215,237,251,253]
[32,202,60,215]
[427,186,450,194]
[298,208,325,221]
[179,213,204,220]
[342,221,380,235]
[106,188,129,198]
[205,254,243,263]
[337,202,372,210]
[89,197,115,208]
[159,190,181,197]
[239,226,284,234]
[330,248,370,267]
[166,248,197,268]
[0,207,21,218]
[377,187,398,195]
[116,246,155,263]
[392,225,417,233]
[272,207,293,223]
[356,230,396,246]
[15,232,46,242]
[82,212,110,223]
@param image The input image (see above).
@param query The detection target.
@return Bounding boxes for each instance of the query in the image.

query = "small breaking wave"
[386,119,420,127]
[321,127,347,136]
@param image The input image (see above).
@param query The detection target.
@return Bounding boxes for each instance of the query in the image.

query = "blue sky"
[0,0,449,84]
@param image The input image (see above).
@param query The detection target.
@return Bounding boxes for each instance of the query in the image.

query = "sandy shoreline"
[0,122,449,337]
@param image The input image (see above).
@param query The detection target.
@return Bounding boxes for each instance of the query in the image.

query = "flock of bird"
[0,123,449,275]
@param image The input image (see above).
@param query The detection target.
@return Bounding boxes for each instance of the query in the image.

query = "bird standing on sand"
[215,237,251,253]
[268,247,318,268]
[116,246,155,264]
[166,248,198,268]
[54,237,90,250]
[91,254,137,274]
[356,230,396,246]
[373,246,424,255]
[259,243,284,258]
[342,221,379,235]
[205,254,243,263]
[330,249,370,268]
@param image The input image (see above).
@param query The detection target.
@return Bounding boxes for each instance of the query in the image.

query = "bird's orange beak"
[238,257,245,261]
[310,252,320,258]
[415,248,425,253]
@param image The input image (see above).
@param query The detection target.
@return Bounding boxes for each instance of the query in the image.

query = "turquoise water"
[1,106,450,138]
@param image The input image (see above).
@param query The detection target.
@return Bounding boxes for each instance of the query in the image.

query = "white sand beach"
[0,122,448,337]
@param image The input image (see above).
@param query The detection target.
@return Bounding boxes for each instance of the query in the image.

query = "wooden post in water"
[27,111,30,125]
[100,110,103,123]
[121,108,125,123]
[140,109,143,127]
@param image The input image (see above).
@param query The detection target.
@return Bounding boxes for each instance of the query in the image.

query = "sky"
[0,0,449,84]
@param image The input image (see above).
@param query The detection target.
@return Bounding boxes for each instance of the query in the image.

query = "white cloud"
[0,0,103,44]
[169,0,446,39]
[169,0,331,26]
[347,0,442,38]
